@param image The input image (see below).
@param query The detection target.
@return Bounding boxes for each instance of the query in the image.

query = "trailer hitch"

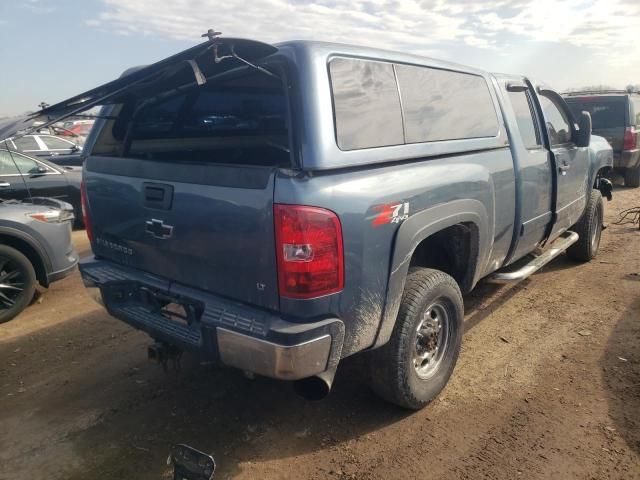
[148,342,183,373]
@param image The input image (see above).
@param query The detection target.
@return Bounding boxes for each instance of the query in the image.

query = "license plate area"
[140,287,203,327]
[103,281,204,328]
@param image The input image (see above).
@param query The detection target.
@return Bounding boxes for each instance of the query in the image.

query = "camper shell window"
[91,68,291,167]
[329,57,499,151]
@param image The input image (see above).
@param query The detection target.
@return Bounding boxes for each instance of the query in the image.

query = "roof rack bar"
[562,89,637,96]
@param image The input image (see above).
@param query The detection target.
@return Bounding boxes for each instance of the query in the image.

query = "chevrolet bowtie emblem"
[145,219,174,239]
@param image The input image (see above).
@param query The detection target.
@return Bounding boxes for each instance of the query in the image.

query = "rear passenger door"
[537,91,589,235]
[502,81,553,262]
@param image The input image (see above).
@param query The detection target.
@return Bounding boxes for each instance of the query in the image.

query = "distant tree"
[565,85,617,93]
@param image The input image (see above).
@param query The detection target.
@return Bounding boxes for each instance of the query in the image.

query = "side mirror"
[69,144,80,153]
[575,111,592,148]
[30,166,48,175]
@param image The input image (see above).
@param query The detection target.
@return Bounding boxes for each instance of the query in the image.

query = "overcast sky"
[1,0,638,116]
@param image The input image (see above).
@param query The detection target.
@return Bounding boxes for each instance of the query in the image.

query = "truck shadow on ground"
[72,284,535,478]
[1,277,542,480]
[0,308,406,480]
[63,336,409,479]
[601,297,640,455]
[463,279,531,333]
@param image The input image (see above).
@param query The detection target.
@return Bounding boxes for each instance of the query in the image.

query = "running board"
[487,231,579,284]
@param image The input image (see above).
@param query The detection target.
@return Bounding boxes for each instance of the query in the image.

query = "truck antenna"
[201,29,222,43]
[201,28,279,80]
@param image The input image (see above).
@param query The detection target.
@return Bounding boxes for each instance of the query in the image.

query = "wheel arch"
[593,165,612,187]
[587,136,614,190]
[372,199,490,348]
[0,228,51,287]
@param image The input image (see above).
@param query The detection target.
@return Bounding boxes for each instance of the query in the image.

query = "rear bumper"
[614,150,640,169]
[79,256,344,380]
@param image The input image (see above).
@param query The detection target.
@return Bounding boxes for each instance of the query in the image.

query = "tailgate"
[566,97,627,153]
[85,157,279,310]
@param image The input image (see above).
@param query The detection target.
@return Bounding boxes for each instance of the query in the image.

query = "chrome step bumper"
[79,256,345,380]
[487,231,579,284]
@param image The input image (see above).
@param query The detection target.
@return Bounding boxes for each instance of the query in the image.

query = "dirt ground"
[1,186,639,480]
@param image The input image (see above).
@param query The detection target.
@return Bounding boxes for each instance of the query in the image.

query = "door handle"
[0,182,10,188]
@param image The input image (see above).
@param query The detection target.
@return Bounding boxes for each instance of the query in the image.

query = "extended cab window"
[508,91,540,149]
[539,95,571,145]
[329,58,404,150]
[395,65,499,143]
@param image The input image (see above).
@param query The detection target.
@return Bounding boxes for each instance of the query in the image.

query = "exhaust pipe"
[293,367,337,401]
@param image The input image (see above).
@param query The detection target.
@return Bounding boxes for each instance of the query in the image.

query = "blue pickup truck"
[9,37,613,409]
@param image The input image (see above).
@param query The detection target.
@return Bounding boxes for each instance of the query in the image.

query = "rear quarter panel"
[588,135,614,184]
[275,148,515,355]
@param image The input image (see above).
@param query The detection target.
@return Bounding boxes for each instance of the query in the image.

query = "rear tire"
[368,268,463,410]
[567,189,603,262]
[624,166,640,188]
[0,245,37,324]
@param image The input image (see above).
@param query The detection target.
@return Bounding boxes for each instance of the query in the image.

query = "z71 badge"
[372,202,410,226]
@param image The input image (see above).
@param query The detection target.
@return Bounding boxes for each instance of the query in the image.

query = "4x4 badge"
[145,219,174,239]
[372,202,410,226]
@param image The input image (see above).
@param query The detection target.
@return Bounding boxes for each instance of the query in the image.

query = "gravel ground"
[0,186,638,480]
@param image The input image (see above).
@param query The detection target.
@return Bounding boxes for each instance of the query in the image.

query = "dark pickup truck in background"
[11,38,613,409]
[564,91,640,187]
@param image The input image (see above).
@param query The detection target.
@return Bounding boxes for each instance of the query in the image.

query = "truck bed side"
[276,148,516,355]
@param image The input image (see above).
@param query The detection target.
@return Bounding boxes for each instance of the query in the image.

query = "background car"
[0,197,78,322]
[564,90,640,187]
[42,152,84,167]
[0,148,82,225]
[60,119,94,140]
[4,134,81,157]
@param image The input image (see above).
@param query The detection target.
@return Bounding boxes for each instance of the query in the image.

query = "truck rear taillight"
[274,204,344,299]
[623,127,638,151]
[80,181,93,242]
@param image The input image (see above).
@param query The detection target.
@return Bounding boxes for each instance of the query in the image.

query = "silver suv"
[0,198,78,322]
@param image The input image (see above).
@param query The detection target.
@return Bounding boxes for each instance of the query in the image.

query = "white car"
[4,134,81,157]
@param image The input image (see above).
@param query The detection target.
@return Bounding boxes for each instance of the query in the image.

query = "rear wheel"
[624,166,640,188]
[567,189,603,262]
[368,268,463,410]
[0,245,37,324]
